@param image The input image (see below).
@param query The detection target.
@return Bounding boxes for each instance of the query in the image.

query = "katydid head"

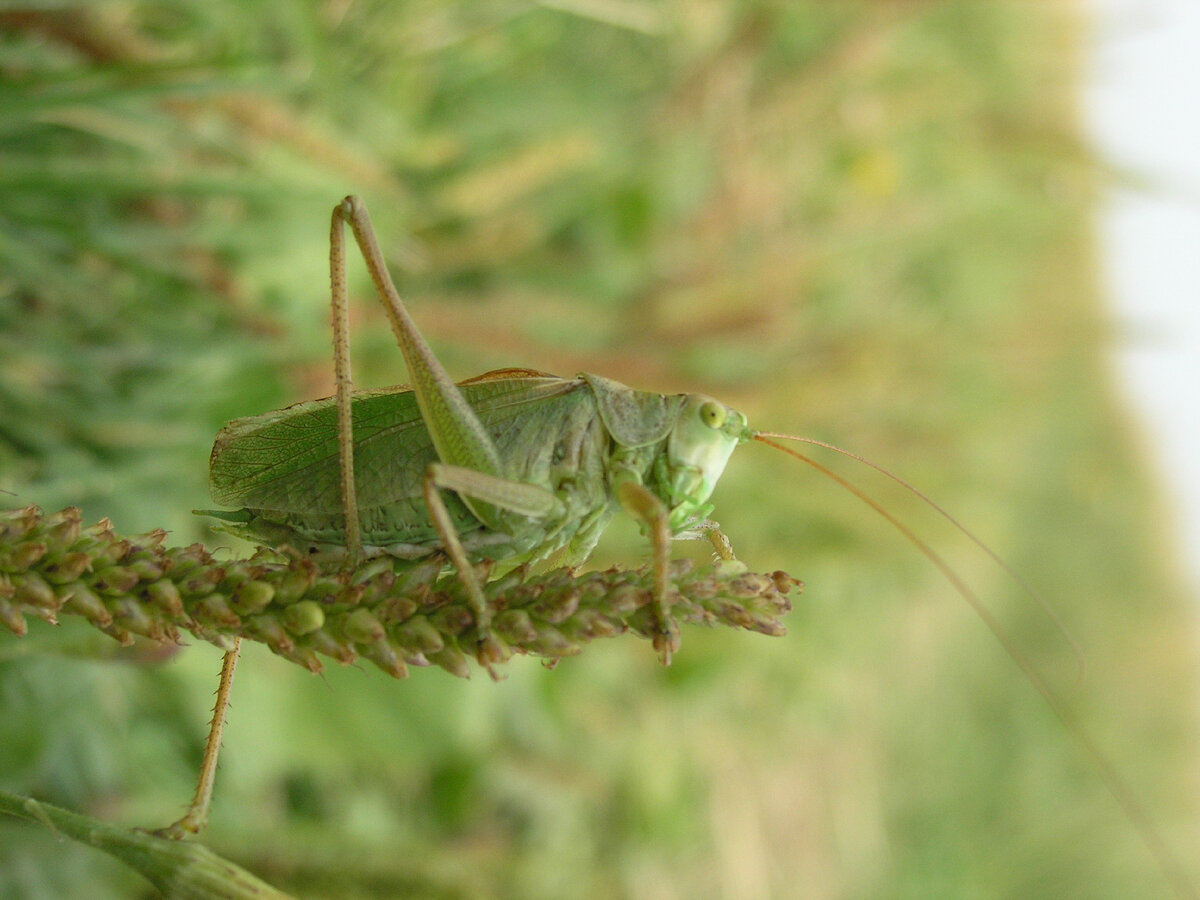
[661,394,752,530]
[581,372,751,530]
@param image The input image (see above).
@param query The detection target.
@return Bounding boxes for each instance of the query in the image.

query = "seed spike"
[2,505,794,676]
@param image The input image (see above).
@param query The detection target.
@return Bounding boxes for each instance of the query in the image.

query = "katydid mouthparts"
[184,197,1194,899]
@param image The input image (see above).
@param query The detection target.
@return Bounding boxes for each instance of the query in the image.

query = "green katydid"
[160,195,751,837]
[206,195,751,664]
[161,197,1194,899]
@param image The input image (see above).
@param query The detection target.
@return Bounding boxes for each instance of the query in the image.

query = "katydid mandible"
[164,198,1195,900]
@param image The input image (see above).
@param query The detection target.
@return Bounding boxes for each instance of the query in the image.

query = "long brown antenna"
[756,431,1084,675]
[752,432,1196,900]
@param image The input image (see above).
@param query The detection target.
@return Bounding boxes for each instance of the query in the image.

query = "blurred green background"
[2,1,1198,897]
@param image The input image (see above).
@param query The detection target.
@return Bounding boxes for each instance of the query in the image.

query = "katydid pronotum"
[161,196,1193,899]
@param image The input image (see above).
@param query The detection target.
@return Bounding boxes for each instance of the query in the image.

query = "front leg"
[615,481,679,665]
[691,520,739,563]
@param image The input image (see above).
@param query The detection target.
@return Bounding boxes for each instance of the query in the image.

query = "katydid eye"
[699,400,726,429]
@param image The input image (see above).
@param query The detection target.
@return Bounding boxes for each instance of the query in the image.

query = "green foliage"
[1,2,1197,898]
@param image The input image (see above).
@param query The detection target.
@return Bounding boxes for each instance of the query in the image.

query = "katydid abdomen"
[209,372,611,562]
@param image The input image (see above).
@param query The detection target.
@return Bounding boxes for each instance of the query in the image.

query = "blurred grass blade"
[0,788,296,900]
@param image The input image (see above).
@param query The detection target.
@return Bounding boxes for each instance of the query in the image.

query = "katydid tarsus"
[162,196,1193,899]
